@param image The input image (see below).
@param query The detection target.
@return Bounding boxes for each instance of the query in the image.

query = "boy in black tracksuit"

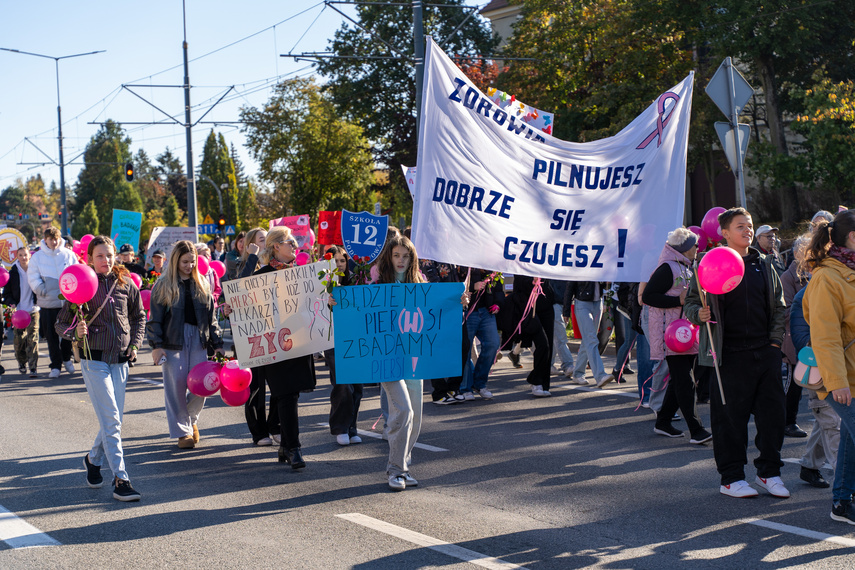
[685,208,788,499]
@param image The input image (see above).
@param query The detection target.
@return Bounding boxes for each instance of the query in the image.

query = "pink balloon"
[220,384,250,406]
[687,225,708,251]
[692,324,700,347]
[80,234,94,248]
[220,360,252,392]
[210,260,226,278]
[187,360,221,397]
[701,207,727,243]
[59,264,98,304]
[295,252,310,266]
[665,318,695,353]
[0,267,9,287]
[698,246,745,295]
[11,309,31,329]
[140,289,152,311]
[196,255,210,276]
[306,228,316,248]
[128,272,142,288]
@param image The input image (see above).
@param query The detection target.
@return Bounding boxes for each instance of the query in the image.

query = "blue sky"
[0,1,485,194]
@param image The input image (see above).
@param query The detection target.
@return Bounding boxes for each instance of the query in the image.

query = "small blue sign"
[198,224,217,235]
[225,225,235,235]
[341,209,389,263]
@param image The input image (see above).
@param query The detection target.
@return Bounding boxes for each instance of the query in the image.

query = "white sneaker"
[568,376,590,385]
[475,388,493,400]
[563,368,575,378]
[463,391,475,401]
[49,368,61,379]
[755,476,790,498]
[596,374,615,388]
[349,435,362,444]
[720,480,759,498]
[336,434,351,446]
[388,475,406,491]
[255,437,273,446]
[531,385,552,397]
[271,433,281,445]
[403,473,419,487]
[64,360,75,374]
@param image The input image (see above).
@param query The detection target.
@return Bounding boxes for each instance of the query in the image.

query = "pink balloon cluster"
[186,359,252,406]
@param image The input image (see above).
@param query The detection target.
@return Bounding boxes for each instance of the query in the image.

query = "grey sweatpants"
[382,378,423,477]
[800,390,841,471]
[162,324,208,439]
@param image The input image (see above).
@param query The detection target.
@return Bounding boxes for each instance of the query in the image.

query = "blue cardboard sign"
[341,209,388,263]
[333,282,464,383]
[110,209,143,251]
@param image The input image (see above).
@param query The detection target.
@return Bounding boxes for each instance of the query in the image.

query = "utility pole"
[183,0,199,239]
[412,0,425,134]
[0,47,105,236]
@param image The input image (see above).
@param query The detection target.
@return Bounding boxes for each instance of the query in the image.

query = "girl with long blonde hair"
[148,240,223,449]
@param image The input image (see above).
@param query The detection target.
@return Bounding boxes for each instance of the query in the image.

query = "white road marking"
[782,457,833,469]
[131,378,163,386]
[565,384,639,399]
[742,517,855,548]
[337,513,528,569]
[315,424,448,452]
[0,505,60,549]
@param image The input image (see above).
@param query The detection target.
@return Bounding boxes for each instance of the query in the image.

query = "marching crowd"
[5,206,855,528]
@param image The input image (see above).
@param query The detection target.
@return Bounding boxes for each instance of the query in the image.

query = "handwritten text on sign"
[223,261,333,368]
[332,283,464,383]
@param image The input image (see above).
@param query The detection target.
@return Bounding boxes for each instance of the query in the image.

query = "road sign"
[706,58,754,118]
[198,224,217,234]
[714,122,751,174]
[225,225,235,235]
[203,214,214,225]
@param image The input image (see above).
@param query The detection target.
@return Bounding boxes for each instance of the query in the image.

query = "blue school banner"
[333,282,464,383]
[110,209,143,250]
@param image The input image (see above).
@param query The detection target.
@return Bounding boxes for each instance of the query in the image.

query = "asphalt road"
[1,337,854,569]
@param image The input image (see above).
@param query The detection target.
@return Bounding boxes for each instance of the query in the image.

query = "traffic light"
[218,215,226,231]
[125,162,134,182]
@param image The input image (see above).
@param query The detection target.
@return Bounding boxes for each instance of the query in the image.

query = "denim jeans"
[572,299,607,381]
[614,312,637,375]
[827,399,855,502]
[635,333,652,402]
[81,359,130,481]
[461,308,500,393]
[552,304,574,372]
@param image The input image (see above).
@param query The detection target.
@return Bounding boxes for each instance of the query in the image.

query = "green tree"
[155,147,187,212]
[0,183,28,217]
[316,0,497,222]
[75,201,100,238]
[162,194,183,227]
[241,78,376,225]
[198,131,239,227]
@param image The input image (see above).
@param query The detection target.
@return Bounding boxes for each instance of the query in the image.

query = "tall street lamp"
[0,47,104,236]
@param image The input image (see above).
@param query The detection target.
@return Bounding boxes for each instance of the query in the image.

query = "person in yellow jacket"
[802,209,855,526]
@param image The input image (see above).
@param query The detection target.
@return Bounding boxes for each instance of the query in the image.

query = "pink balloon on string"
[665,318,695,353]
[687,226,708,251]
[698,246,745,295]
[128,272,142,288]
[59,264,98,304]
[11,310,31,329]
[295,252,310,266]
[0,267,9,287]
[196,255,210,276]
[701,207,727,243]
[187,360,221,397]
[210,260,226,278]
[140,289,151,311]
[220,384,250,406]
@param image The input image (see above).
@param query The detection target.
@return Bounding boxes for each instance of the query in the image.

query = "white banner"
[411,38,693,281]
[146,226,198,269]
[223,261,333,368]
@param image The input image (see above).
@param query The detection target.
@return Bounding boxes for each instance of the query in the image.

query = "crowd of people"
[4,206,855,525]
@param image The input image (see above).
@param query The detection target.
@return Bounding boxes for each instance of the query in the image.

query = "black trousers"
[324,348,363,436]
[430,320,468,399]
[711,345,785,485]
[694,362,711,402]
[658,354,704,436]
[41,307,72,370]
[274,392,300,449]
[244,366,279,443]
[523,308,554,390]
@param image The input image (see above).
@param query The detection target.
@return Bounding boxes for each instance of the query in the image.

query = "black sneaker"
[690,429,713,444]
[508,352,522,368]
[653,424,685,438]
[113,479,141,502]
[83,454,103,488]
[831,501,855,525]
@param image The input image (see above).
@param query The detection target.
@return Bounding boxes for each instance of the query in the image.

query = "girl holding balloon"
[642,228,711,444]
[55,236,146,501]
[147,240,224,449]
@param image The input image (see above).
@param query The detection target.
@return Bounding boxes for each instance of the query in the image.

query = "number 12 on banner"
[341,210,389,264]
